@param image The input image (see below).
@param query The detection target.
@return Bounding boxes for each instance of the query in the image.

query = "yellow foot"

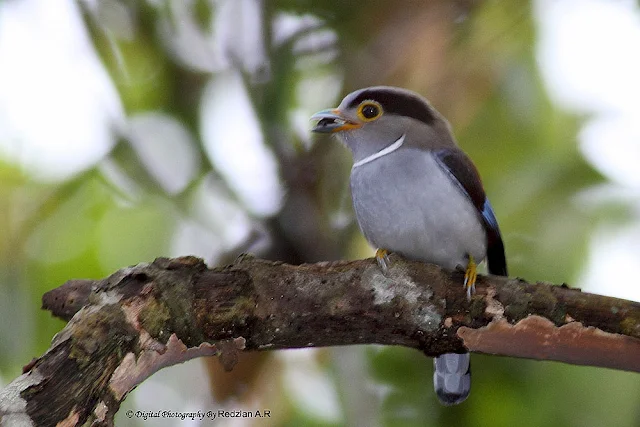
[463,255,477,301]
[375,248,390,273]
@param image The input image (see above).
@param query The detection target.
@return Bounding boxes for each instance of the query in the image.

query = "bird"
[310,86,507,405]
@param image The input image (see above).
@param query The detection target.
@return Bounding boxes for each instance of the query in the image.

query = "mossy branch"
[1,255,639,426]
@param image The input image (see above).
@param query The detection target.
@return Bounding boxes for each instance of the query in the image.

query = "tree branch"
[1,255,639,426]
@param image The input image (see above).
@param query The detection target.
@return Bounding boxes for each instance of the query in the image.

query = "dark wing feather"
[480,199,508,276]
[433,149,507,276]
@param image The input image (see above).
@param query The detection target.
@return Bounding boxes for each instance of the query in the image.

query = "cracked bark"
[1,255,639,426]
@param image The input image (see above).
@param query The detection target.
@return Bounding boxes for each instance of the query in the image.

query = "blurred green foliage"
[0,0,638,426]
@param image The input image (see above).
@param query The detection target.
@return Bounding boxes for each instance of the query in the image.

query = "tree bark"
[1,255,639,426]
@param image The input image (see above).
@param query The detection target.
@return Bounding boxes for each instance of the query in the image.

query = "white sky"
[0,0,123,181]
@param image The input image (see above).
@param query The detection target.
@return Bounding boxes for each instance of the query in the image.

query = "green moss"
[499,284,531,322]
[620,316,640,339]
[138,297,171,339]
[69,305,136,368]
[530,285,566,325]
[215,295,254,323]
[504,301,530,322]
[469,296,487,321]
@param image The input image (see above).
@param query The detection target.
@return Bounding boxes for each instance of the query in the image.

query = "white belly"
[350,149,487,270]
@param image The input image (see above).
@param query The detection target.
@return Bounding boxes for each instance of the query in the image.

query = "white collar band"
[352,134,406,169]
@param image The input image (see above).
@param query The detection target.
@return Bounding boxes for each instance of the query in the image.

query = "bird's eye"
[358,102,382,121]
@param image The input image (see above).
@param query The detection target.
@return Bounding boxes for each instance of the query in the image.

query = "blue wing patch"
[433,149,508,276]
[481,199,499,233]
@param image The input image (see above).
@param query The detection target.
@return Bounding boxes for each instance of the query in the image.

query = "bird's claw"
[463,255,477,301]
[375,248,390,273]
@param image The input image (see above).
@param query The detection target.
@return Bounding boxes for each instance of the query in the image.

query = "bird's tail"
[433,352,471,405]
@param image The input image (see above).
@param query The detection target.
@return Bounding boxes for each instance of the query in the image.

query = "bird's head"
[311,86,454,163]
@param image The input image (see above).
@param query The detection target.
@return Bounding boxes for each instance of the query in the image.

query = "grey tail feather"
[433,352,471,406]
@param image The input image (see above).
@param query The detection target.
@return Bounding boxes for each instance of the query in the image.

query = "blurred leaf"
[87,8,172,113]
[128,112,201,195]
[200,71,284,216]
[97,202,175,273]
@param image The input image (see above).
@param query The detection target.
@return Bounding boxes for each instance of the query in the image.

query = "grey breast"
[349,147,487,270]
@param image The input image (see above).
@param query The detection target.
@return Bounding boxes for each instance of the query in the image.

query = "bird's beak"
[311,109,362,133]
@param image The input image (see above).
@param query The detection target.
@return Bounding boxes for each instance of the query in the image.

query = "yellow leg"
[375,248,390,272]
[463,255,477,300]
